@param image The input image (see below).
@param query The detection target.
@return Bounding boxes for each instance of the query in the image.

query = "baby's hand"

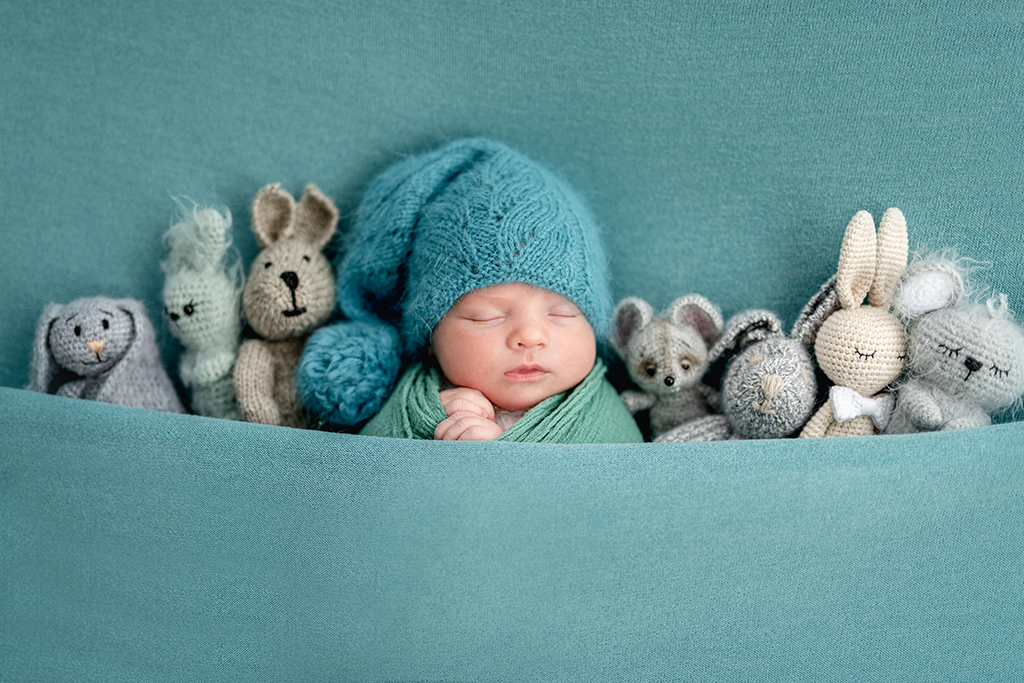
[435,387,504,441]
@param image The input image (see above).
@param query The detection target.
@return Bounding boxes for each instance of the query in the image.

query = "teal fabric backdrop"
[3,1,1024,680]
[3,0,1023,385]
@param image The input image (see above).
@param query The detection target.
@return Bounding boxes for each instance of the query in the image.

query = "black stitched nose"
[664,376,675,387]
[280,271,299,291]
[964,356,982,373]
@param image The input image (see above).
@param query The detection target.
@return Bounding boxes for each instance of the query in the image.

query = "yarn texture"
[27,296,185,413]
[162,205,243,419]
[235,183,338,428]
[298,138,613,427]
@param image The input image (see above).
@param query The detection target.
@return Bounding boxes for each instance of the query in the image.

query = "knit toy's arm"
[619,389,656,415]
[234,339,280,425]
[897,383,943,432]
[798,400,834,438]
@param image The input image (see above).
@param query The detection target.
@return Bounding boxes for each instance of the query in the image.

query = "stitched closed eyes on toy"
[610,294,723,439]
[234,183,338,428]
[27,296,185,413]
[799,208,909,438]
[885,257,1024,433]
[161,204,244,419]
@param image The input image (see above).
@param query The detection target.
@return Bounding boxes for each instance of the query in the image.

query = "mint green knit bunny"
[161,204,244,419]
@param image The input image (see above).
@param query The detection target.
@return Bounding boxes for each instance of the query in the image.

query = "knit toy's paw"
[296,320,403,426]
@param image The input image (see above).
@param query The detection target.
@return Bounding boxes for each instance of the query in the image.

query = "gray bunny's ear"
[610,297,653,357]
[709,310,783,364]
[27,302,64,393]
[791,273,842,349]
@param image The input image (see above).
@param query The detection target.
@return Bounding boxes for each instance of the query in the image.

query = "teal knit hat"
[298,137,613,426]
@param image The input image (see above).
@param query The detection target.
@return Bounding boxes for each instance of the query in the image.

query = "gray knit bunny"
[27,296,185,413]
[611,294,723,438]
[653,278,844,443]
[886,257,1024,433]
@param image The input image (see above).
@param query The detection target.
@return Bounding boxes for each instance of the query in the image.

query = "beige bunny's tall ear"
[835,210,877,310]
[251,183,297,248]
[293,183,339,250]
[667,294,723,347]
[611,297,654,357]
[868,207,909,307]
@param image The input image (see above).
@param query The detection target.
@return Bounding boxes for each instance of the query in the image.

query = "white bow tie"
[830,386,895,431]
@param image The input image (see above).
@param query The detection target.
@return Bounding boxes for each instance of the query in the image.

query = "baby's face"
[431,283,597,412]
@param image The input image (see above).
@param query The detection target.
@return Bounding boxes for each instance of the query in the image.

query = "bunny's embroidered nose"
[280,271,300,291]
[86,339,104,356]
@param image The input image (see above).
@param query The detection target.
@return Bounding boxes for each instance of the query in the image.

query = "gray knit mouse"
[610,294,723,438]
[27,296,185,413]
[886,256,1024,433]
[234,183,338,428]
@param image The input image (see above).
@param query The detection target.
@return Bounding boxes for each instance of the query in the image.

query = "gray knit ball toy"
[886,256,1024,433]
[27,296,185,413]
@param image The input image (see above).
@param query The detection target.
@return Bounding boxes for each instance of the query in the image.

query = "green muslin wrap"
[360,358,644,443]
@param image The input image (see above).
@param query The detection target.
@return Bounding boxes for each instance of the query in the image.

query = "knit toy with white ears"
[162,205,244,419]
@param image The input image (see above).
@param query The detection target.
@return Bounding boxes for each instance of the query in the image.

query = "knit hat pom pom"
[297,320,403,426]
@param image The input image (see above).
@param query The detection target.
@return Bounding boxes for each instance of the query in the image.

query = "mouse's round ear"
[836,210,877,310]
[251,183,296,248]
[667,294,723,347]
[709,310,783,364]
[610,297,654,357]
[891,258,964,321]
[869,207,909,308]
[27,303,65,393]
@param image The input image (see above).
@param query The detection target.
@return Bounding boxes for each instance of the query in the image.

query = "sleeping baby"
[297,137,642,443]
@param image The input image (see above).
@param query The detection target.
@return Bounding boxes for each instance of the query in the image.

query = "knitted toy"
[799,208,909,438]
[234,183,338,428]
[610,294,723,439]
[655,304,823,442]
[161,205,243,419]
[27,296,185,413]
[296,137,613,427]
[885,256,1024,433]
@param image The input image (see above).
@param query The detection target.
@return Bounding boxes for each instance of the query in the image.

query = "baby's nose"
[86,339,104,356]
[512,318,547,348]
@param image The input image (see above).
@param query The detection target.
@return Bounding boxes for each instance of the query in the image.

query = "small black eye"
[183,302,195,316]
[74,325,81,336]
[644,365,657,377]
[855,349,876,359]
[939,344,962,358]
[102,319,109,330]
[302,255,311,263]
[991,364,1010,379]
[264,262,272,269]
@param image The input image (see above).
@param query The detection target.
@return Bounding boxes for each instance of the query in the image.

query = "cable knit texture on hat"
[298,138,612,427]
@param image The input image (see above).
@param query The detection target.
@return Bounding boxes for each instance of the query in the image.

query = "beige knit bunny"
[234,183,338,428]
[799,208,908,438]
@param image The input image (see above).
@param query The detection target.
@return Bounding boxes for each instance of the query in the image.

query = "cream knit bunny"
[799,208,909,438]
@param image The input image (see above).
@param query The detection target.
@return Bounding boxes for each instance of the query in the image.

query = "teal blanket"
[361,359,644,443]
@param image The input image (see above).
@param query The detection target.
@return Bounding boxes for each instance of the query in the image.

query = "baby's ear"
[667,294,722,347]
[611,297,653,357]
